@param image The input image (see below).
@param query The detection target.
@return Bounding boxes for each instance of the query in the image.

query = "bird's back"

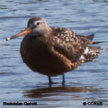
[50,27,102,63]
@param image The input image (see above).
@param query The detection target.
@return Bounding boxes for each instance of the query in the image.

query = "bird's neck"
[29,27,52,38]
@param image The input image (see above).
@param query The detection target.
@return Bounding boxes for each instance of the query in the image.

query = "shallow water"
[0,0,108,108]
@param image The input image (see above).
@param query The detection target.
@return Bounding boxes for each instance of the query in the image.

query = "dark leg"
[48,75,52,85]
[62,74,65,85]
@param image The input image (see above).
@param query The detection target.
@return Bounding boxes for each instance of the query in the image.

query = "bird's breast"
[20,36,64,76]
[20,36,50,67]
[20,35,73,76]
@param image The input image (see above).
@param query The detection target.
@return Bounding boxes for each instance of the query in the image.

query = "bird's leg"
[48,75,52,85]
[62,74,65,85]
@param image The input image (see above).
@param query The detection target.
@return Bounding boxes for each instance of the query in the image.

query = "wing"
[77,33,94,44]
[51,27,93,62]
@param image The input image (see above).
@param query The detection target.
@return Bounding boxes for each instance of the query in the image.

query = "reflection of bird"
[6,17,102,85]
[24,86,99,98]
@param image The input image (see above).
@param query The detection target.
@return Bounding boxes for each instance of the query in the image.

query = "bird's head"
[6,17,50,41]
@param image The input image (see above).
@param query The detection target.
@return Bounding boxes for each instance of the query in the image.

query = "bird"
[6,17,103,85]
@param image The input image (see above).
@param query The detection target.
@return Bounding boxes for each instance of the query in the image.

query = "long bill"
[6,28,32,41]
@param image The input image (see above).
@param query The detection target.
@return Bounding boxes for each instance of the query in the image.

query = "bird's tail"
[80,46,103,62]
[86,33,94,40]
[92,41,108,44]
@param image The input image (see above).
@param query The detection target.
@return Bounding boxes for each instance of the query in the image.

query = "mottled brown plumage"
[6,17,102,85]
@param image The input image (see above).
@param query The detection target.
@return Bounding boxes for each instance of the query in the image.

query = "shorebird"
[6,17,102,85]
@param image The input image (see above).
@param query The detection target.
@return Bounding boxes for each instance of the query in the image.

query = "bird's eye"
[37,22,40,25]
